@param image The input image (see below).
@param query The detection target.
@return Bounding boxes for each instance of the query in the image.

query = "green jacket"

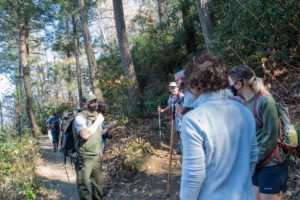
[245,94,286,166]
[73,110,102,156]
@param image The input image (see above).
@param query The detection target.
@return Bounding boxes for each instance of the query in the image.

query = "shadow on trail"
[104,170,181,200]
[39,176,79,200]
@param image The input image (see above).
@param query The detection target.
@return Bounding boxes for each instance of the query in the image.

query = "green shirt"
[245,94,285,166]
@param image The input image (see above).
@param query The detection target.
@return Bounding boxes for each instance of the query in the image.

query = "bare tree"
[157,0,163,23]
[17,0,41,137]
[196,0,213,53]
[72,1,83,102]
[112,0,141,105]
[0,100,3,126]
[181,1,197,53]
[78,0,104,100]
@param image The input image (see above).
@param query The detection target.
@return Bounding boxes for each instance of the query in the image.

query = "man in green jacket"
[73,93,104,200]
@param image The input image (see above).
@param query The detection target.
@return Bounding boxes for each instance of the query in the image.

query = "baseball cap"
[169,82,177,87]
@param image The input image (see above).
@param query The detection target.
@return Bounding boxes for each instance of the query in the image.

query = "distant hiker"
[180,54,258,200]
[73,93,104,200]
[46,117,53,142]
[157,81,184,154]
[158,82,184,115]
[229,65,289,200]
[48,113,61,152]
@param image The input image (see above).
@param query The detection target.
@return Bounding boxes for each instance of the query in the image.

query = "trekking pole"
[158,106,162,145]
[166,105,175,195]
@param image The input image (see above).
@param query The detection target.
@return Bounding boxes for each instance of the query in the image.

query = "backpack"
[254,94,299,162]
[51,117,60,133]
[60,112,76,164]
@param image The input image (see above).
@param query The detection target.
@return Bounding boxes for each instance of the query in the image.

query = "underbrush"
[0,137,41,199]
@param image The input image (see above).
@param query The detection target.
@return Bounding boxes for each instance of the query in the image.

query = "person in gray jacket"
[180,53,259,200]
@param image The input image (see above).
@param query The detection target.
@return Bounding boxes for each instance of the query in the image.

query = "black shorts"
[252,159,288,194]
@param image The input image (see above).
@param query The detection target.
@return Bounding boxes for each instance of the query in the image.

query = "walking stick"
[167,105,175,195]
[158,106,162,145]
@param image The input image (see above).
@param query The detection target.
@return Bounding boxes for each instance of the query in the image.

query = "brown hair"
[229,65,270,95]
[184,54,229,96]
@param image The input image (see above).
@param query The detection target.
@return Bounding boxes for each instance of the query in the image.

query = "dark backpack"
[60,112,76,164]
[51,117,60,133]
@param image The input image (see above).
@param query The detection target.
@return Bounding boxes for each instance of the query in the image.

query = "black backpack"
[60,112,76,164]
[51,117,60,133]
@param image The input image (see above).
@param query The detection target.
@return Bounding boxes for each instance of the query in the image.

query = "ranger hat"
[84,93,97,102]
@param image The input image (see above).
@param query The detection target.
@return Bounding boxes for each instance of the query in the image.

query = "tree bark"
[65,15,72,102]
[16,62,23,137]
[0,100,3,126]
[157,0,163,23]
[196,0,213,53]
[78,0,104,101]
[17,13,41,138]
[112,0,141,105]
[72,2,83,102]
[181,1,197,53]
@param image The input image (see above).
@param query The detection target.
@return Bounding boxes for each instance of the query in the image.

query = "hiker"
[157,82,184,115]
[157,81,184,154]
[229,65,288,200]
[174,64,196,114]
[46,117,53,142]
[180,54,258,200]
[48,113,61,152]
[73,93,104,200]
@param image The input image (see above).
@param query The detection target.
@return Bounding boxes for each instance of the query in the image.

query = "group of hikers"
[159,53,297,200]
[46,52,298,200]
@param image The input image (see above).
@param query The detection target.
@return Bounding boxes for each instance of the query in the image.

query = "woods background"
[0,0,299,139]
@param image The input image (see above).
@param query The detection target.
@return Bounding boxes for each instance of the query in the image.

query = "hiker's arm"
[101,128,108,135]
[258,98,280,161]
[160,104,171,113]
[180,115,206,200]
[101,121,117,135]
[78,114,104,140]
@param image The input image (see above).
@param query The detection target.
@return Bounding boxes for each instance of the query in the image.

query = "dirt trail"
[37,135,181,200]
[37,136,79,200]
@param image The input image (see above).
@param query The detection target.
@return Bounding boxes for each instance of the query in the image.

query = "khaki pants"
[75,155,103,200]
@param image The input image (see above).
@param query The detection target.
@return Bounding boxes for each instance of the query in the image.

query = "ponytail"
[248,77,270,95]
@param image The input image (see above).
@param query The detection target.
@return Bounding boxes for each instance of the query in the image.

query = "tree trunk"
[72,2,83,102]
[15,63,23,137]
[112,0,141,105]
[157,0,163,23]
[0,100,3,126]
[66,15,72,102]
[78,0,104,101]
[18,15,41,138]
[196,0,213,53]
[181,1,197,53]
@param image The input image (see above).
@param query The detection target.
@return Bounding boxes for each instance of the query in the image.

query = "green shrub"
[0,137,41,199]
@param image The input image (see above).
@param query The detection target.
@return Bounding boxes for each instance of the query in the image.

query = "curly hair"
[184,54,229,96]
